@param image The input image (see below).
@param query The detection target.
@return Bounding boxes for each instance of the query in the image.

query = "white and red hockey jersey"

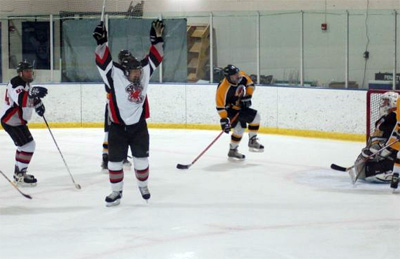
[95,39,163,126]
[0,76,35,126]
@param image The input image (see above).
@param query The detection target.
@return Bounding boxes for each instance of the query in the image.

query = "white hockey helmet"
[379,91,399,116]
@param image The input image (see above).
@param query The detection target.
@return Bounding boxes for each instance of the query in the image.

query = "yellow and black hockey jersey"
[215,71,255,119]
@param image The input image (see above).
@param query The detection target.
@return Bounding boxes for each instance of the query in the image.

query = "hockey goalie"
[350,91,399,183]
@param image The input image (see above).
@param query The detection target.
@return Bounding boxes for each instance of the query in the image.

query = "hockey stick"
[0,170,32,199]
[43,116,82,189]
[331,138,400,184]
[177,112,240,170]
[100,0,106,22]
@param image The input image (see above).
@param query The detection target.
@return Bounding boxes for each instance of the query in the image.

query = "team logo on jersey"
[235,84,246,97]
[125,83,144,103]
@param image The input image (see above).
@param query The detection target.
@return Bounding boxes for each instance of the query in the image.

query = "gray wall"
[0,0,399,15]
[0,2,399,89]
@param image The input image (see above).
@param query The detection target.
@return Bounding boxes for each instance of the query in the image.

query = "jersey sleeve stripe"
[144,96,150,119]
[108,93,120,124]
[17,91,28,107]
[22,92,28,107]
[105,70,123,125]
[95,45,112,70]
[148,58,156,75]
[149,45,163,65]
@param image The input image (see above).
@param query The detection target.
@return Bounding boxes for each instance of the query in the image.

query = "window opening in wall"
[22,21,51,70]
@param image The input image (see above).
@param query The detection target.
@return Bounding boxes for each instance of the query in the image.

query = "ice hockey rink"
[1,128,400,259]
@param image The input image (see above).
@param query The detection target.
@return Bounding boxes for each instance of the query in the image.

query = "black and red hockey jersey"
[95,39,163,126]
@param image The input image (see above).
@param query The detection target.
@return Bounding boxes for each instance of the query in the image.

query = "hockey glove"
[361,147,375,159]
[240,95,252,109]
[34,99,45,117]
[220,118,231,134]
[150,19,164,44]
[93,22,108,45]
[393,128,400,140]
[29,86,48,99]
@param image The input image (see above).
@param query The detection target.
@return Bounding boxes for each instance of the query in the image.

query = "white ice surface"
[1,128,400,259]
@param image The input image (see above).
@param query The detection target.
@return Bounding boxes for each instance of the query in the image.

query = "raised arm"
[93,22,114,89]
[147,19,164,76]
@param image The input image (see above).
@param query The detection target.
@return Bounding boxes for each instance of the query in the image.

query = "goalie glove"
[150,19,164,44]
[393,125,400,140]
[361,147,375,159]
[362,144,391,160]
[220,118,231,134]
[93,22,108,45]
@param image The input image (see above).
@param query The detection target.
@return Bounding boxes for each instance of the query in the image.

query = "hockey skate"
[105,191,122,207]
[390,173,399,190]
[248,136,264,152]
[13,167,37,187]
[139,186,151,201]
[101,153,108,170]
[228,147,245,160]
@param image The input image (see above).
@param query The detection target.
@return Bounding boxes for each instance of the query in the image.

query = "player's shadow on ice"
[203,161,259,172]
[0,206,91,215]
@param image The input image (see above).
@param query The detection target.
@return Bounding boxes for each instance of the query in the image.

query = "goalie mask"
[379,91,399,116]
[223,64,242,85]
[16,61,34,83]
[121,56,143,84]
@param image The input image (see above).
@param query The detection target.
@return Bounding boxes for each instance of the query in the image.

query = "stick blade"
[330,163,347,172]
[176,163,191,170]
[22,193,32,199]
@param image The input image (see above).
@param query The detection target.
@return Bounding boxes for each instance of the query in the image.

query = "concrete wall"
[0,83,366,138]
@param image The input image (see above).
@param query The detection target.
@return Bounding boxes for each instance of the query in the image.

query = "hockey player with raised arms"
[350,91,398,183]
[0,61,47,186]
[93,20,164,206]
[100,50,133,171]
[216,64,264,160]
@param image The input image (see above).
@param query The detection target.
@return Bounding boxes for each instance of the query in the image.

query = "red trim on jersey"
[17,108,25,124]
[22,92,28,107]
[2,107,19,123]
[150,45,163,63]
[144,96,150,119]
[108,93,120,124]
[96,46,110,65]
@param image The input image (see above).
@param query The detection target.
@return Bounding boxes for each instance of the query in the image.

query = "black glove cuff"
[151,36,164,45]
[97,37,107,45]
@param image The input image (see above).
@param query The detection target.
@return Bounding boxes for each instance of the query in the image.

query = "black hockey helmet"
[121,56,142,71]
[16,61,33,73]
[223,64,240,78]
[118,49,132,63]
